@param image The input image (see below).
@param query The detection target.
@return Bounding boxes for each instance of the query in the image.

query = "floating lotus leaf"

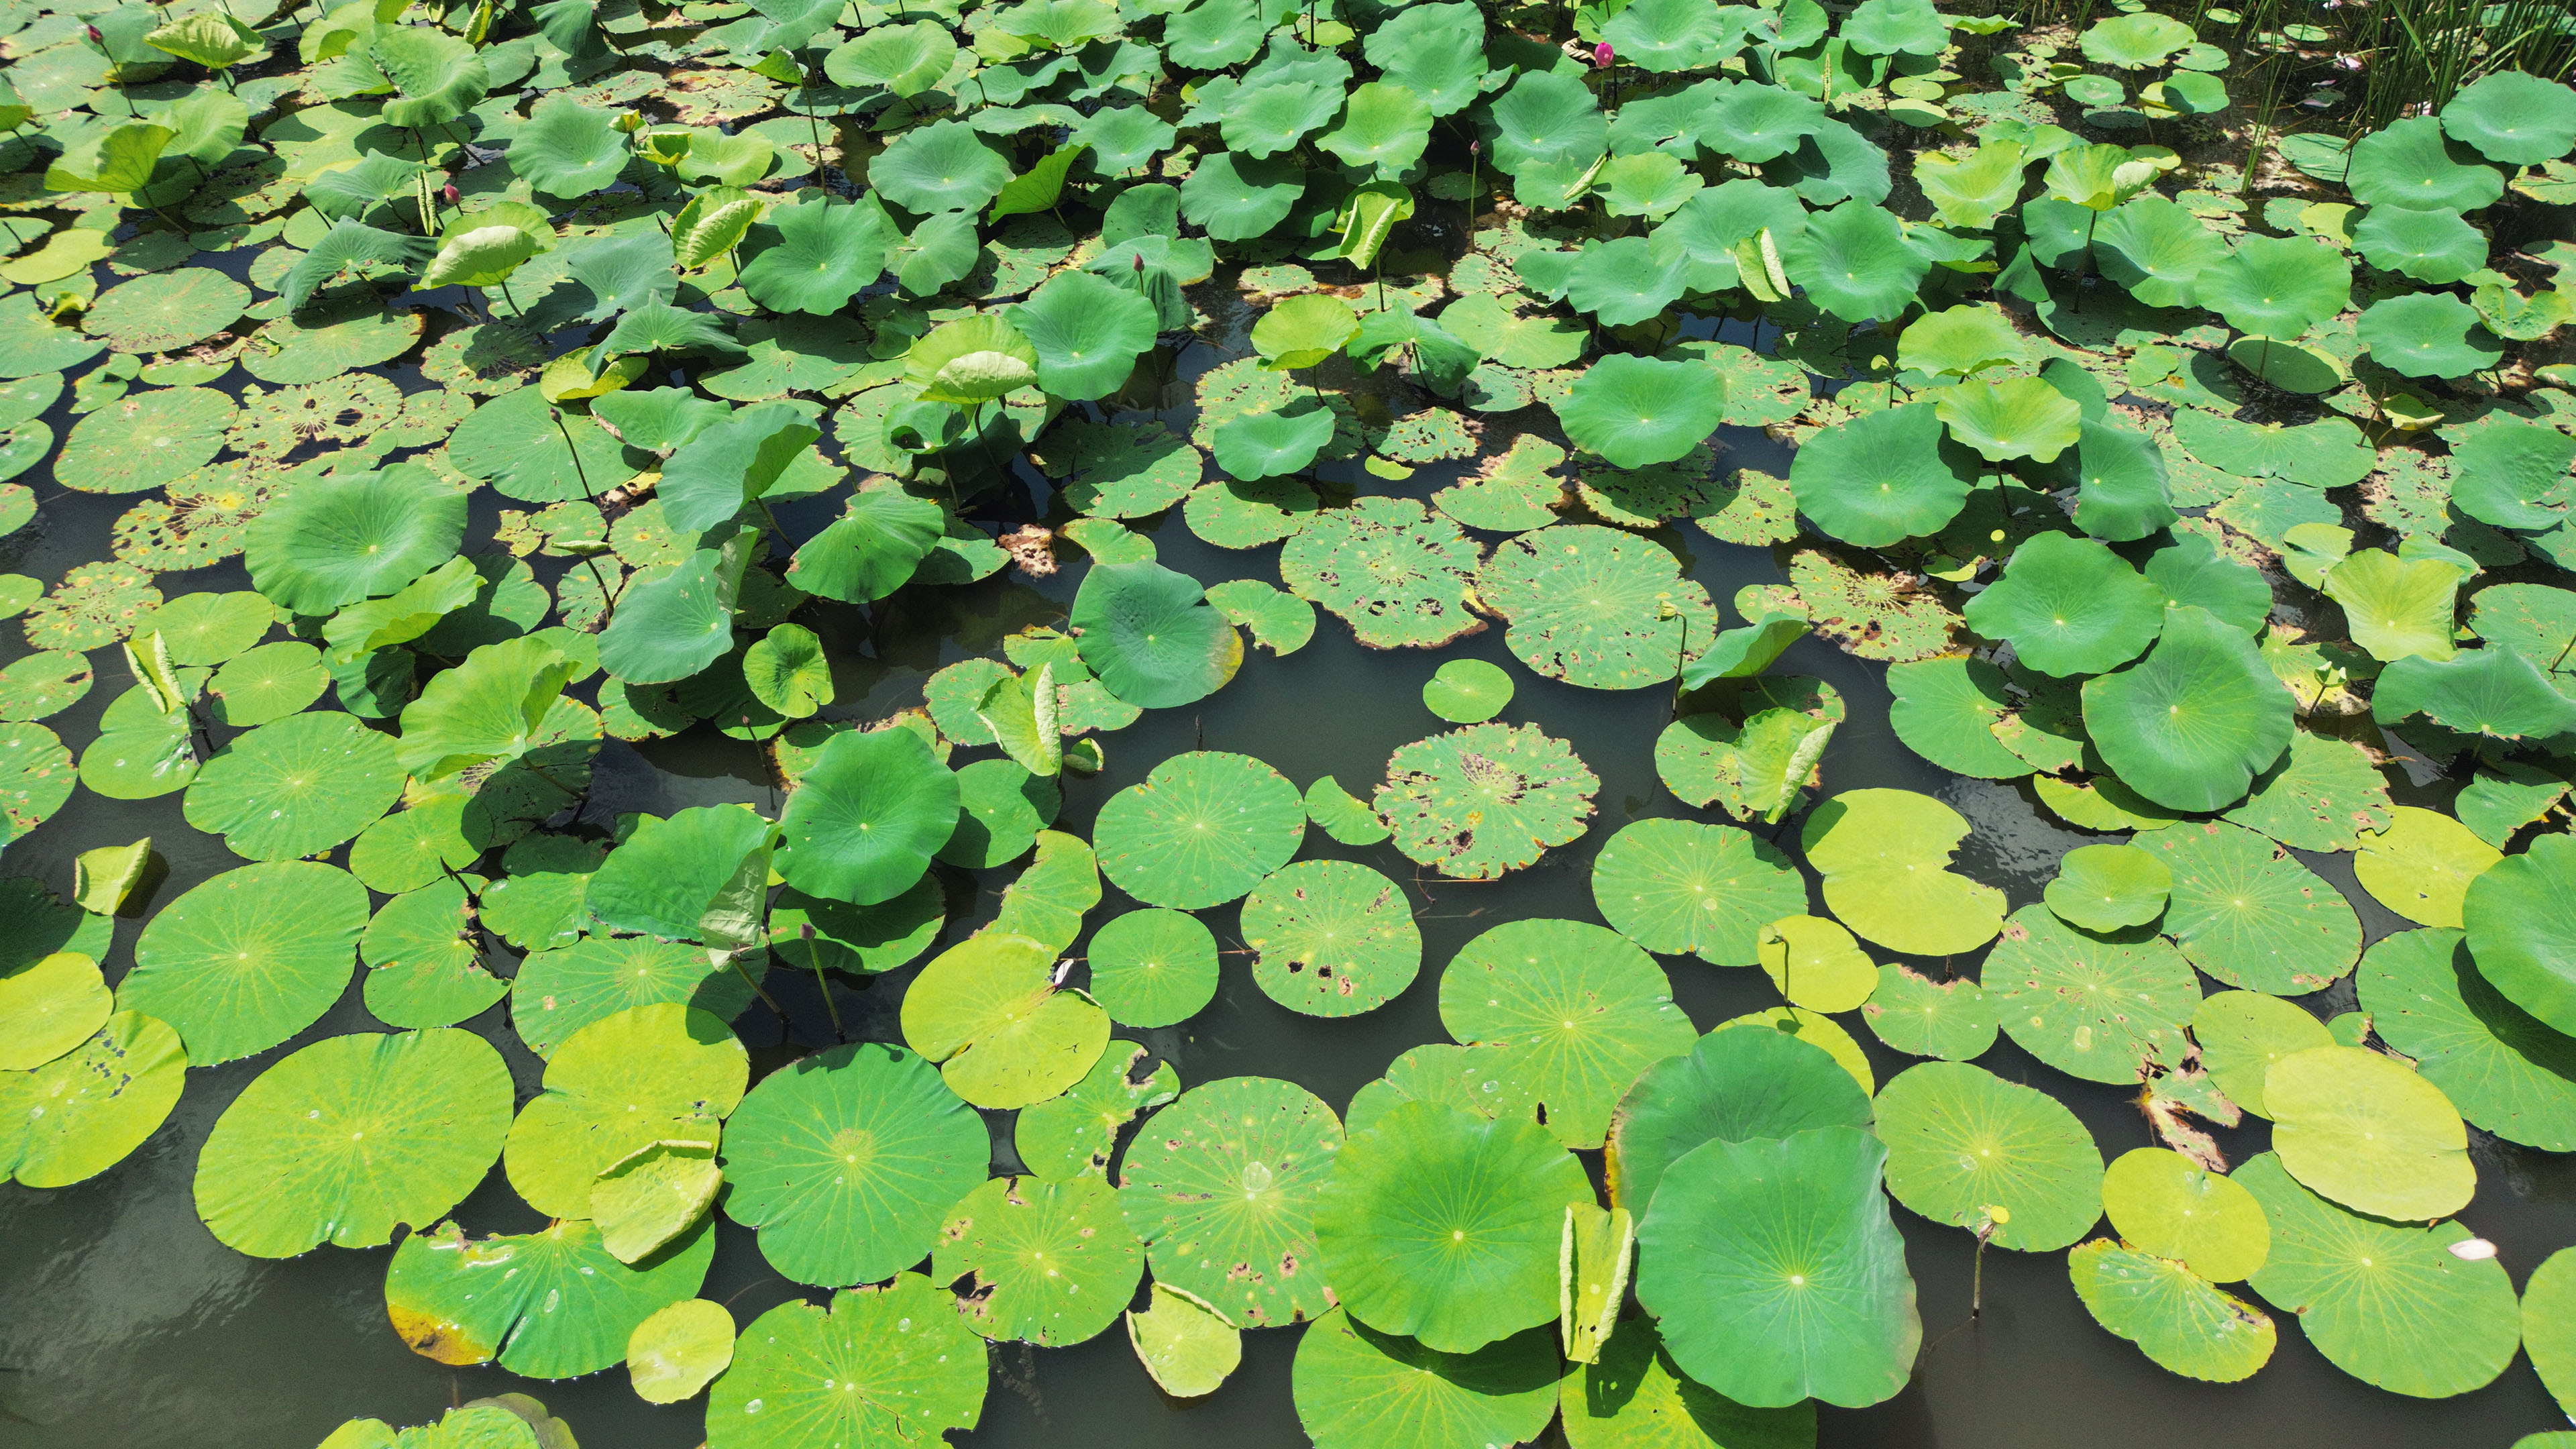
[1884,656,2027,777]
[1014,1040,1177,1181]
[1279,496,1485,649]
[1754,915,1875,1013]
[1591,817,1805,967]
[1636,1125,1919,1409]
[0,1010,187,1188]
[502,1003,747,1220]
[1560,1312,1816,1449]
[1097,751,1303,908]
[1377,723,1598,881]
[1607,1025,1871,1214]
[1069,559,1244,707]
[1876,1061,2104,1251]
[627,1298,735,1405]
[941,758,1059,868]
[2068,1238,2277,1383]
[2102,1146,2269,1282]
[1243,859,1423,1018]
[1555,355,1727,470]
[2141,821,2361,995]
[1989,904,2199,1083]
[934,1173,1142,1345]
[0,949,110,1071]
[1292,1310,1560,1449]
[1315,1099,1590,1352]
[2220,731,2392,853]
[1799,789,2002,957]
[1124,1281,1240,1398]
[707,1275,986,1449]
[1118,1075,1342,1327]
[361,879,508,1029]
[2266,1043,2473,1222]
[1423,658,1513,723]
[122,861,368,1065]
[386,1216,714,1379]
[2377,643,2576,741]
[2237,1151,2517,1397]
[2528,1249,2576,1421]
[711,1038,985,1288]
[1862,964,1999,1062]
[1476,525,1714,688]
[2353,806,2500,928]
[1439,918,1693,1150]
[58,386,233,495]
[2045,844,2171,933]
[195,1028,512,1257]
[901,931,1108,1110]
[0,722,72,842]
[2360,926,2576,1151]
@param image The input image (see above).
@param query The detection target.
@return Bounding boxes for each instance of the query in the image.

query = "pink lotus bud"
[1594,42,1614,68]
[85,23,101,41]
[442,184,460,203]
[1133,253,1145,273]
[1469,139,1480,155]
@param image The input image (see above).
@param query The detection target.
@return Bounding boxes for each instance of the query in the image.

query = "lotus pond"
[7,0,2576,1445]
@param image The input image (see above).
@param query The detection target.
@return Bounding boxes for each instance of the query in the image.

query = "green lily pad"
[776,727,960,907]
[1592,816,1805,967]
[2140,822,2361,995]
[1118,1075,1344,1328]
[1015,1040,1178,1181]
[194,1028,512,1257]
[2046,844,2171,932]
[718,1039,985,1287]
[1635,1125,1919,1409]
[0,949,110,1071]
[0,1010,189,1188]
[1556,354,1727,470]
[2082,606,2294,812]
[1439,918,1696,1150]
[502,1003,747,1220]
[1789,402,1980,547]
[2237,1150,2518,1397]
[0,722,72,841]
[936,1173,1143,1345]
[1862,965,2000,1061]
[1072,559,1244,707]
[511,935,761,1059]
[182,709,402,861]
[627,1297,736,1405]
[2222,731,2393,853]
[1097,751,1304,908]
[1559,1312,1817,1449]
[2361,926,2576,1151]
[2101,1146,2270,1281]
[1280,496,1486,651]
[706,1275,986,1449]
[2354,806,2501,928]
[1965,532,2166,677]
[1884,657,2028,779]
[2068,1238,2277,1383]
[1607,1025,1872,1214]
[361,879,509,1029]
[87,267,249,353]
[1379,723,1599,881]
[1244,859,1423,1019]
[386,1216,714,1379]
[1292,1310,1560,1449]
[56,385,234,494]
[1476,525,1717,689]
[2192,989,2332,1119]
[1989,904,2199,1083]
[1314,1100,1590,1353]
[1084,908,1220,1028]
[2265,1043,2473,1222]
[1876,1060,2104,1253]
[122,861,368,1065]
[1126,1282,1240,1398]
[1800,789,2004,957]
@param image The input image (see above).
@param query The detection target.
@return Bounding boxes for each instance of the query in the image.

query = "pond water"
[5,258,2575,1449]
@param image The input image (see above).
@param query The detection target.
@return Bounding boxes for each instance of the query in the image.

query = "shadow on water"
[3,245,2574,1449]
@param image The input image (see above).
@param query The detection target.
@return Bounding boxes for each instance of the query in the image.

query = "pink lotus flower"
[1593,42,1614,68]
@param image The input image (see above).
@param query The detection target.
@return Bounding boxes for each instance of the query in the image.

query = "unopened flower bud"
[85,23,101,41]
[442,184,460,203]
[1594,41,1614,68]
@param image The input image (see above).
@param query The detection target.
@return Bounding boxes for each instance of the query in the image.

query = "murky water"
[4,272,2573,1449]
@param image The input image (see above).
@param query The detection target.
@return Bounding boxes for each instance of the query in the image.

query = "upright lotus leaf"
[598,527,756,686]
[2237,1152,2518,1398]
[2348,115,2505,213]
[1180,150,1307,241]
[743,624,833,720]
[2465,835,2576,1036]
[2449,419,2576,531]
[2353,205,2487,284]
[514,97,629,197]
[823,19,959,95]
[1560,1201,1634,1364]
[1293,1310,1560,1449]
[147,10,264,68]
[44,121,175,194]
[1438,918,1695,1149]
[2375,647,2576,741]
[246,468,469,615]
[194,1028,513,1257]
[584,804,772,947]
[1070,561,1242,708]
[1988,904,2200,1083]
[2321,549,2461,663]
[1790,403,1978,547]
[2197,235,2352,339]
[1166,0,1265,68]
[500,1004,747,1220]
[709,1276,986,1449]
[871,121,1012,214]
[1886,657,2028,778]
[1800,790,2003,957]
[777,727,960,906]
[2092,196,2227,307]
[2067,419,2179,541]
[1898,305,2029,380]
[1607,1026,1872,1214]
[2082,606,2294,812]
[371,25,488,127]
[1784,203,1929,323]
[1915,139,2029,229]
[1214,403,1336,480]
[387,1217,714,1379]
[1363,1,1486,115]
[1876,1061,2105,1252]
[1487,69,1607,176]
[736,196,899,315]
[907,315,1040,405]
[902,931,1109,1110]
[719,1041,986,1286]
[1637,1126,1919,1409]
[788,484,946,604]
[1313,1100,1591,1353]
[1319,82,1434,174]
[1004,271,1159,401]
[396,636,580,781]
[1935,377,2084,464]
[2359,292,2504,379]
[1556,356,1727,470]
[2441,71,2576,166]
[660,404,822,533]
[1965,533,2165,676]
[1253,294,1362,372]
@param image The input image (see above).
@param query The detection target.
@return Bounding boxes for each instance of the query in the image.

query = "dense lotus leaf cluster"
[5,0,2576,1441]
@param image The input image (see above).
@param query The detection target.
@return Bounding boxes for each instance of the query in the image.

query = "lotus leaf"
[2375,645,2576,741]
[1293,1310,1560,1449]
[935,1173,1141,1345]
[2082,606,2293,812]
[245,467,468,615]
[1798,789,2002,957]
[1790,403,1979,547]
[123,861,367,1064]
[1609,1025,1872,1215]
[1876,1061,2104,1251]
[503,1004,747,1220]
[0,1011,187,1189]
[2069,1239,2277,1383]
[2361,927,2576,1152]
[900,931,1108,1109]
[2359,291,2504,378]
[1440,918,1694,1150]
[1378,722,1599,881]
[1784,202,1929,323]
[2441,71,2576,165]
[1555,355,1726,470]
[1967,533,2166,676]
[1243,859,1421,1019]
[2348,115,2504,213]
[708,1275,985,1449]
[387,1216,714,1379]
[1989,904,2199,1083]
